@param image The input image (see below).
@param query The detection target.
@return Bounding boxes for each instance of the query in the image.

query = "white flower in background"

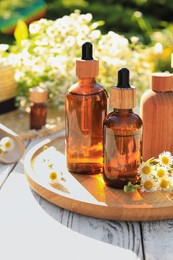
[29,22,41,34]
[153,42,163,54]
[0,44,9,52]
[130,36,139,44]
[64,36,75,47]
[90,30,101,40]
[15,71,25,81]
[0,10,157,108]
[0,137,15,152]
[78,13,92,23]
[46,26,57,38]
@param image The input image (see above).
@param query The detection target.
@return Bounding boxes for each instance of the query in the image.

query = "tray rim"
[24,135,173,221]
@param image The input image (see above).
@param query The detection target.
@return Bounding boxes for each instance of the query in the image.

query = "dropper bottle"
[103,68,142,188]
[65,42,108,174]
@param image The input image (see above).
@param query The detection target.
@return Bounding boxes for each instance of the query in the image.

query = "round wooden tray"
[24,135,173,221]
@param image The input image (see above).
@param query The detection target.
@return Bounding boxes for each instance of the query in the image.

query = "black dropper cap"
[82,42,93,60]
[76,41,98,77]
[116,68,130,88]
[110,67,136,109]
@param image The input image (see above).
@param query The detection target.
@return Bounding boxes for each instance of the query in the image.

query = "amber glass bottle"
[65,42,108,174]
[103,68,142,188]
[29,87,47,130]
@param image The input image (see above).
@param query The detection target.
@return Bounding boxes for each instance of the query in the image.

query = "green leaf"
[14,20,28,45]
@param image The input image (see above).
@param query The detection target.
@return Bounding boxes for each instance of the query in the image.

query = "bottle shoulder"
[104,111,142,129]
[67,81,108,96]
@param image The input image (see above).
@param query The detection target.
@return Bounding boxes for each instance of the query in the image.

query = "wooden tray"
[24,135,173,221]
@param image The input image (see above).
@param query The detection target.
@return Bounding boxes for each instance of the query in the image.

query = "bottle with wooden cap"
[29,86,48,130]
[103,68,142,188]
[140,72,173,161]
[65,42,108,174]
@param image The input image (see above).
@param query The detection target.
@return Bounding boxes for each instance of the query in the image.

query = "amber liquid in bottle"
[103,109,142,188]
[65,77,107,174]
[30,102,47,130]
[103,68,142,189]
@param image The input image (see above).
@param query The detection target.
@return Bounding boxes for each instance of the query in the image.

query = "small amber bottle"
[103,68,142,189]
[29,87,48,130]
[65,42,108,174]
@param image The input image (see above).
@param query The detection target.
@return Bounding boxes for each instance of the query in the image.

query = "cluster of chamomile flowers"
[137,151,173,192]
[0,137,15,155]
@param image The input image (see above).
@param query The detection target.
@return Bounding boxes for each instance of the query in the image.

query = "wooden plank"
[0,163,15,188]
[0,140,29,188]
[0,166,143,260]
[0,131,143,259]
[141,220,173,260]
[36,197,144,259]
[24,136,173,221]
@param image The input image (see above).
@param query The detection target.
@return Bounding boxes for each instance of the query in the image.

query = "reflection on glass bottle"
[103,68,142,188]
[65,42,108,174]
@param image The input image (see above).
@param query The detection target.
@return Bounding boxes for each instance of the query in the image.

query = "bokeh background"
[0,0,173,109]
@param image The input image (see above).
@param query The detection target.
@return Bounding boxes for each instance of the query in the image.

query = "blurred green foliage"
[0,0,173,72]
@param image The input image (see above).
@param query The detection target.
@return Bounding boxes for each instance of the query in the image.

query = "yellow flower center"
[142,165,151,175]
[160,179,169,189]
[144,180,153,190]
[5,142,11,148]
[49,172,57,180]
[157,168,165,178]
[161,156,169,166]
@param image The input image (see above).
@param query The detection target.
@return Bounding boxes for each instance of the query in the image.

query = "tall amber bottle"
[65,42,108,174]
[103,68,142,188]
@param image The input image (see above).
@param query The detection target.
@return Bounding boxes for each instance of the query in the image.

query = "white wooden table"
[0,131,173,260]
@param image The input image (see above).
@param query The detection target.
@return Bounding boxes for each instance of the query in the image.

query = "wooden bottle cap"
[110,86,136,109]
[76,60,99,78]
[151,73,173,92]
[76,42,99,78]
[29,87,48,103]
[110,68,136,109]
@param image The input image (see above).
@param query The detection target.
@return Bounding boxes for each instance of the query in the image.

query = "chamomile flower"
[49,171,59,184]
[159,151,173,168]
[155,166,168,179]
[159,178,170,191]
[137,162,154,178]
[141,178,158,192]
[0,137,15,152]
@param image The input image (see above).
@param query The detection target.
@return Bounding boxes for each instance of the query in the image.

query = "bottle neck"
[113,108,133,115]
[78,77,96,84]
